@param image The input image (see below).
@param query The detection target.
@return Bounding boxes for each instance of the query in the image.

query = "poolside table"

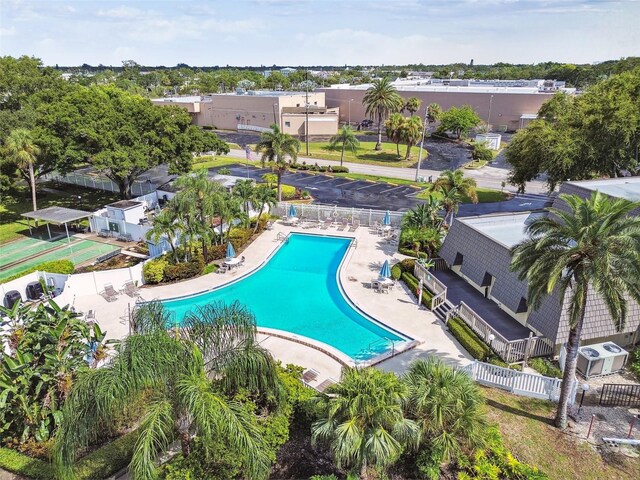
[224,257,242,269]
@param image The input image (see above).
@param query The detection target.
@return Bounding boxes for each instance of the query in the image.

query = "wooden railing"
[453,301,553,364]
[413,263,447,311]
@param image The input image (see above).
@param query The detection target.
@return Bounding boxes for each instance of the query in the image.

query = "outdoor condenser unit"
[576,342,628,379]
[26,281,44,301]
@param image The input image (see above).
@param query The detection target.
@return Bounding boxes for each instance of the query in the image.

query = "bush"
[331,166,349,173]
[208,244,227,261]
[447,317,491,360]
[529,358,562,378]
[0,447,54,479]
[391,264,402,280]
[228,227,253,249]
[280,184,298,200]
[143,257,168,284]
[398,258,416,273]
[472,142,494,162]
[400,271,432,309]
[488,357,523,371]
[74,430,139,480]
[163,256,204,282]
[630,346,640,380]
[2,259,75,283]
[398,246,429,259]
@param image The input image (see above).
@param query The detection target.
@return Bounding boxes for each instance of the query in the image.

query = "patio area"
[432,269,533,341]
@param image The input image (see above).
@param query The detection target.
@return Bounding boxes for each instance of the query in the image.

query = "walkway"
[432,269,533,341]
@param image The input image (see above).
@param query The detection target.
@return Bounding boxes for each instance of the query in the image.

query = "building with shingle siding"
[438,178,640,353]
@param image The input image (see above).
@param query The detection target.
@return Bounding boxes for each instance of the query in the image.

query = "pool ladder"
[276,232,289,243]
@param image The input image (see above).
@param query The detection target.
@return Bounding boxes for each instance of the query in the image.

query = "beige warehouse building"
[152,92,339,137]
[318,83,571,131]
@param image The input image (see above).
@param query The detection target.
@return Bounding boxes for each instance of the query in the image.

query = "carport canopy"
[22,206,93,242]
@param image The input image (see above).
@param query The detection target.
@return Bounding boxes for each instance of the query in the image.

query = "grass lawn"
[414,183,508,203]
[192,155,258,170]
[301,141,428,168]
[482,386,640,480]
[0,184,120,245]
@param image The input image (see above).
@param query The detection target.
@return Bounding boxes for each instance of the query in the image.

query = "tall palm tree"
[403,358,487,465]
[404,97,422,116]
[311,367,419,479]
[215,190,246,243]
[402,200,442,230]
[434,169,478,204]
[54,301,282,480]
[252,184,277,234]
[328,125,360,166]
[438,186,462,227]
[385,113,405,157]
[5,128,40,212]
[426,103,442,124]
[362,78,404,151]
[399,115,424,160]
[233,179,256,213]
[510,192,640,429]
[145,208,180,262]
[255,124,300,201]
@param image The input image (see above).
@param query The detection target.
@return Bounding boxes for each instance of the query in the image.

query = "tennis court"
[0,238,120,282]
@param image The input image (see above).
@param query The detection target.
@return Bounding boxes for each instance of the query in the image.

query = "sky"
[0,0,639,67]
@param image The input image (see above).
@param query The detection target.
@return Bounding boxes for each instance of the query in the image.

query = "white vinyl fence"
[275,202,404,227]
[461,360,577,404]
[42,171,155,197]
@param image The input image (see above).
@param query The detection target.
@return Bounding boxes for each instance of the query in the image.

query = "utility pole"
[305,69,310,155]
[415,110,429,182]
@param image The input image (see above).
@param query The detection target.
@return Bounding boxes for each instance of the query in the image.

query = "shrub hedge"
[143,257,168,284]
[400,271,433,309]
[529,357,562,378]
[630,346,640,380]
[398,258,416,273]
[3,259,75,283]
[163,256,204,282]
[391,265,402,280]
[447,316,491,360]
[0,447,54,479]
[398,247,429,259]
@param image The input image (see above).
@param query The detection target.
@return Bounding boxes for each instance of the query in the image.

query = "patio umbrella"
[379,259,391,279]
[383,210,391,226]
[288,204,297,217]
[226,242,236,259]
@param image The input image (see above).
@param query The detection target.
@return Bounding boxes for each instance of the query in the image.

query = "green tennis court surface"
[0,236,80,268]
[0,239,119,282]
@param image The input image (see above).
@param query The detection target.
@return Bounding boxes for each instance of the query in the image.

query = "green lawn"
[301,141,428,168]
[482,387,639,480]
[0,184,120,245]
[192,155,256,170]
[416,184,509,203]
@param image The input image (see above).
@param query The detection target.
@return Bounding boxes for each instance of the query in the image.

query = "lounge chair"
[98,229,110,238]
[371,279,381,291]
[349,219,360,232]
[302,369,319,384]
[316,378,337,393]
[217,264,229,274]
[321,218,333,229]
[337,218,348,231]
[266,220,274,230]
[122,280,140,298]
[100,283,119,302]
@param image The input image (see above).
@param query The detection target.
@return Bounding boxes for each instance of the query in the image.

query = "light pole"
[488,333,495,353]
[578,383,589,415]
[272,102,278,127]
[348,98,354,126]
[414,110,429,182]
[305,69,310,156]
[487,94,494,131]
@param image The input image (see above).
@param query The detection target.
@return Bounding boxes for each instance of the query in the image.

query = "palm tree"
[145,208,180,262]
[427,103,442,124]
[311,367,419,479]
[434,169,478,204]
[438,186,462,227]
[54,300,282,480]
[252,184,277,233]
[328,125,360,166]
[255,124,300,201]
[362,78,404,150]
[385,113,405,157]
[233,179,255,213]
[403,358,487,465]
[261,172,277,188]
[5,128,40,212]
[404,97,422,116]
[215,190,246,243]
[402,200,442,230]
[399,115,424,160]
[510,192,640,429]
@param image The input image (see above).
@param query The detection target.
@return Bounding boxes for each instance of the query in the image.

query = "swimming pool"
[161,233,410,361]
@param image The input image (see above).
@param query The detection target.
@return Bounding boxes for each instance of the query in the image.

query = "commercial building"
[152,91,339,137]
[437,178,640,354]
[318,79,575,131]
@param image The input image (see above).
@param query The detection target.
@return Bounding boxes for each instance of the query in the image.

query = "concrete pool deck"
[64,221,472,382]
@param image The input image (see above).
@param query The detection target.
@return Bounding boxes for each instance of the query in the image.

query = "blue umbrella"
[288,204,297,217]
[383,210,391,226]
[379,259,391,279]
[226,242,236,259]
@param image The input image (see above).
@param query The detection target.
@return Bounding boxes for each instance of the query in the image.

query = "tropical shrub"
[630,346,640,380]
[142,257,168,284]
[472,142,494,162]
[400,226,442,258]
[398,247,430,259]
[529,358,562,378]
[401,271,433,309]
[391,264,402,280]
[207,244,227,261]
[163,255,204,281]
[280,184,298,200]
[447,317,490,360]
[0,301,106,450]
[398,258,416,273]
[330,166,349,173]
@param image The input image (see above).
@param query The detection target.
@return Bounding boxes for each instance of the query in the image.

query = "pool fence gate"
[276,202,404,227]
[461,360,578,404]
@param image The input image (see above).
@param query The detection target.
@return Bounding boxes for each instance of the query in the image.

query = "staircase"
[433,299,455,322]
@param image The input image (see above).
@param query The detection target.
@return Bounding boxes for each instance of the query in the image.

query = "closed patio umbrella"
[383,210,391,226]
[288,204,297,217]
[226,242,236,259]
[379,259,391,279]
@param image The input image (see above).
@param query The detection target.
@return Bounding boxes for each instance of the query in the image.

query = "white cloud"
[0,26,17,37]
[97,6,145,19]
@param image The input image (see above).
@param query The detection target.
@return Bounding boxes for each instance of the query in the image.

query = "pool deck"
[64,221,472,383]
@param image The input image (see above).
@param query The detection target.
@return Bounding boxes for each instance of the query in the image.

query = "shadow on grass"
[485,397,555,425]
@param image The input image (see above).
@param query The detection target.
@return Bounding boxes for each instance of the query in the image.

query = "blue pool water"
[161,234,408,360]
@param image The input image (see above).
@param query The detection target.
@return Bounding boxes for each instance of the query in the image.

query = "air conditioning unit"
[576,342,628,379]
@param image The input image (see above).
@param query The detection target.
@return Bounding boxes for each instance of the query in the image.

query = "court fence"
[275,202,404,227]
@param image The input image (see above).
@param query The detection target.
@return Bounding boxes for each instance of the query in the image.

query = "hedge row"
[2,259,75,283]
[400,271,433,309]
[143,256,204,284]
[0,430,138,480]
[398,247,429,259]
[447,316,491,360]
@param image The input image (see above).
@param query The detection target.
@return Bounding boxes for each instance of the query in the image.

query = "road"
[224,148,548,194]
